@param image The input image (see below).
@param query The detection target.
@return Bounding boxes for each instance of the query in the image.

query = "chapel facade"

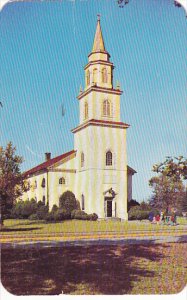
[22,17,136,220]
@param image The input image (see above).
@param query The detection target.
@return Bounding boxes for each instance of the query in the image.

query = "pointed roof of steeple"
[92,15,106,53]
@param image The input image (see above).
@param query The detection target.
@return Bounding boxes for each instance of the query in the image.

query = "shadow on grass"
[1,239,170,295]
[177,235,187,242]
[1,227,42,232]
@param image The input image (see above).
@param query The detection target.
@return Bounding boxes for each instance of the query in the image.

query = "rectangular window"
[82,194,85,211]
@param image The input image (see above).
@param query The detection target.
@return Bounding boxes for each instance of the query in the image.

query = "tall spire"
[92,15,106,52]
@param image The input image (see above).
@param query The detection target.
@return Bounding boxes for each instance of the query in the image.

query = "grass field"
[1,242,187,295]
[1,218,187,295]
[1,217,187,236]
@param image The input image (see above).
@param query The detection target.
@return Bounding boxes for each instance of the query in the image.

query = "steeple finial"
[92,15,105,52]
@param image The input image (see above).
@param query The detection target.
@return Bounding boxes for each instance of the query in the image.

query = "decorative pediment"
[103,188,117,197]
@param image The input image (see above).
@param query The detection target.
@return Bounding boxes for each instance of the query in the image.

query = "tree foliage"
[152,156,187,181]
[150,156,187,212]
[0,142,28,225]
[149,175,185,212]
[127,199,140,212]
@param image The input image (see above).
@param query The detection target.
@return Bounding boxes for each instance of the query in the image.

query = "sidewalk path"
[1,228,187,246]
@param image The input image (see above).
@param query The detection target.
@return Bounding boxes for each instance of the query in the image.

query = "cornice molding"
[72,119,130,133]
[77,85,123,100]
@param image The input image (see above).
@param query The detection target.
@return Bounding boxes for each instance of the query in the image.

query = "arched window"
[87,70,90,85]
[102,68,107,83]
[34,180,37,189]
[41,178,45,188]
[42,196,45,204]
[82,194,85,211]
[59,177,65,185]
[84,102,88,119]
[103,100,111,116]
[106,150,112,166]
[81,152,84,167]
[93,68,97,84]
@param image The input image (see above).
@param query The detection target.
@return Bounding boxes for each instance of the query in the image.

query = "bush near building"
[127,199,140,212]
[59,191,78,217]
[44,207,98,222]
[128,201,160,221]
[11,199,38,219]
[128,206,150,220]
[11,199,48,220]
[10,196,98,223]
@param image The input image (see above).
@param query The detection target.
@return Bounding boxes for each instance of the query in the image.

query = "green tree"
[0,142,28,227]
[151,156,187,212]
[152,156,187,181]
[149,175,185,212]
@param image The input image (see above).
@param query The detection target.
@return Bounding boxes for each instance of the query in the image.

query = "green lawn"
[1,217,187,236]
[1,242,187,295]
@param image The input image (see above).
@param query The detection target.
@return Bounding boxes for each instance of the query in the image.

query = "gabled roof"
[24,150,76,177]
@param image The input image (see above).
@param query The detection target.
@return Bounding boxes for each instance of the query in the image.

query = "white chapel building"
[22,17,136,220]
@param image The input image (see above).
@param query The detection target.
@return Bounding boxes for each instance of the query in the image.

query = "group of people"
[149,210,177,226]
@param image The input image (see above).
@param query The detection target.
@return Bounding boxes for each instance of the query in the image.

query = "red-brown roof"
[24,150,76,177]
[127,165,137,175]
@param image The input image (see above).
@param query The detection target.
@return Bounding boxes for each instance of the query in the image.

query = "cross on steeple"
[97,14,101,21]
[92,15,105,52]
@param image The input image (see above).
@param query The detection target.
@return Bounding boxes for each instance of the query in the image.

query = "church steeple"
[88,16,110,63]
[92,15,106,53]
[84,16,114,90]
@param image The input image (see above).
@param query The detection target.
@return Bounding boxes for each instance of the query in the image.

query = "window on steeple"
[87,70,90,85]
[106,151,112,166]
[93,68,97,84]
[81,152,84,167]
[102,68,107,83]
[84,102,88,119]
[103,100,111,116]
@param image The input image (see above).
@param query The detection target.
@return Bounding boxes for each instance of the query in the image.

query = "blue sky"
[0,0,186,202]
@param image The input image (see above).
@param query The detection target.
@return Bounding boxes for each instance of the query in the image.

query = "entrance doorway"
[107,201,112,217]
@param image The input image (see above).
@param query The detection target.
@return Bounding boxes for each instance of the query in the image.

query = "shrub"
[55,208,70,221]
[37,200,44,208]
[73,210,88,220]
[28,213,39,220]
[71,210,98,221]
[11,199,48,220]
[88,213,98,221]
[139,201,152,211]
[45,212,54,222]
[11,199,38,219]
[59,191,78,214]
[44,208,70,222]
[51,204,58,213]
[128,209,150,220]
[36,205,49,220]
[11,201,23,219]
[127,199,140,212]
[128,205,151,220]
